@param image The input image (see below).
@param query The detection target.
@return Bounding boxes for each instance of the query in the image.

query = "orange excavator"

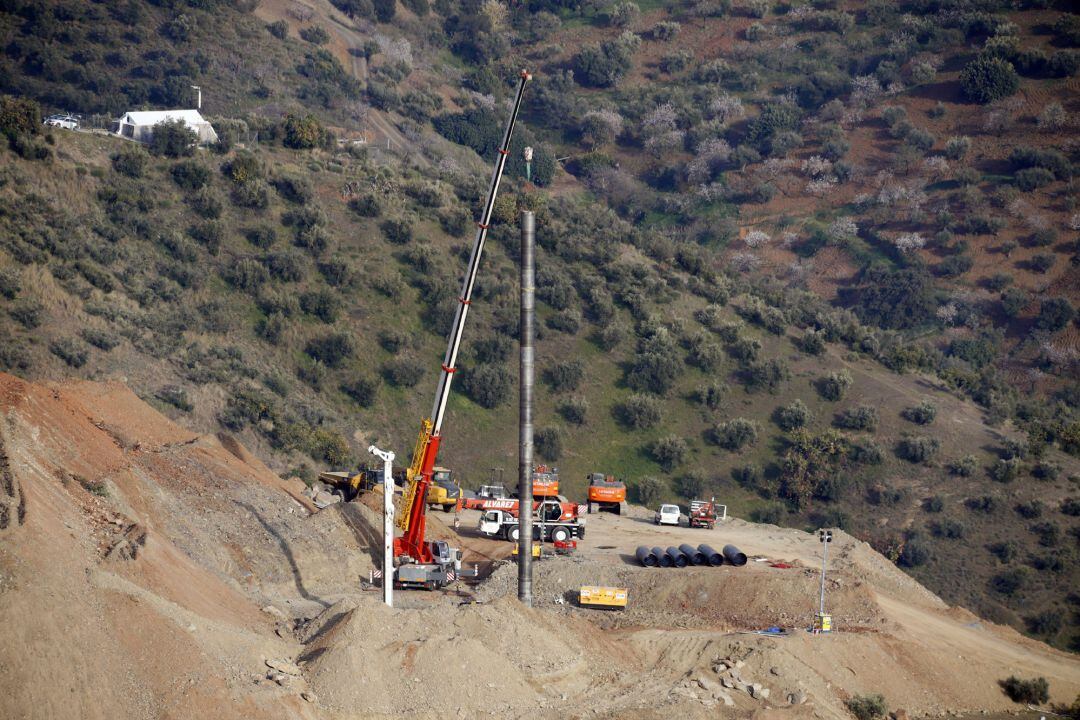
[586,473,626,514]
[392,71,531,590]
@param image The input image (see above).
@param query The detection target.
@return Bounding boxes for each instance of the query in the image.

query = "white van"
[654,504,681,526]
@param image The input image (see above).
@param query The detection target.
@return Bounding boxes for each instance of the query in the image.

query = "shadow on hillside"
[240,501,330,609]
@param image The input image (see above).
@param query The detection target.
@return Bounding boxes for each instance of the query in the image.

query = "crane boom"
[394,70,531,565]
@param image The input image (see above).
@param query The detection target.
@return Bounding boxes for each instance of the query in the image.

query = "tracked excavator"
[392,71,531,590]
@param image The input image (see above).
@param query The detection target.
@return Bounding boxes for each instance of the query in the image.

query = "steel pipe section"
[722,544,748,567]
[698,544,724,566]
[665,546,688,568]
[679,543,707,565]
[636,546,658,567]
[653,546,674,568]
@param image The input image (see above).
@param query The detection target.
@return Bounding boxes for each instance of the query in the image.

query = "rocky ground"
[1,373,1077,719]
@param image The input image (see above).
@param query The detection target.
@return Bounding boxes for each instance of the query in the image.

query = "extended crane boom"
[394,70,531,566]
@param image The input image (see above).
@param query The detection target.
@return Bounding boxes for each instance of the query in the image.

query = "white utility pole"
[816,529,833,632]
[191,85,202,110]
[369,445,395,608]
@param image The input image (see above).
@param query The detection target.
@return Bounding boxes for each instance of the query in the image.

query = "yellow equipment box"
[814,612,832,633]
[512,543,542,558]
[579,586,628,610]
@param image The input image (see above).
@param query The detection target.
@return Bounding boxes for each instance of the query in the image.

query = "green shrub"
[797,330,825,355]
[267,20,287,38]
[9,298,43,329]
[544,359,585,392]
[850,438,884,466]
[283,114,327,149]
[382,356,424,387]
[674,471,705,499]
[818,369,852,401]
[535,426,563,460]
[897,434,940,464]
[634,476,664,507]
[171,159,211,190]
[574,33,639,88]
[380,216,414,244]
[305,332,355,368]
[341,376,379,407]
[112,146,148,177]
[987,457,1022,483]
[948,455,978,477]
[710,418,758,451]
[460,363,512,408]
[558,396,589,425]
[1036,298,1074,331]
[1015,167,1055,191]
[1000,676,1049,704]
[923,496,944,513]
[156,386,193,412]
[618,393,662,430]
[833,404,878,432]
[846,694,888,720]
[299,289,340,323]
[50,337,89,368]
[898,539,931,567]
[299,25,329,44]
[694,382,728,410]
[960,56,1019,104]
[80,328,120,351]
[774,399,810,431]
[148,119,196,157]
[651,435,688,471]
[902,401,937,425]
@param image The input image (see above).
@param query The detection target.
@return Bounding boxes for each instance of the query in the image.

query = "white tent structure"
[112,109,218,145]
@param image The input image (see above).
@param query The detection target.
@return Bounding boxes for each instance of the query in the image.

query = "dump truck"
[316,468,380,502]
[426,467,462,512]
[586,473,625,514]
[578,586,628,610]
[689,498,726,529]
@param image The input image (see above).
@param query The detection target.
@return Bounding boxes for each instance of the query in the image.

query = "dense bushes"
[960,56,1019,104]
[897,435,941,464]
[460,364,512,408]
[617,394,662,430]
[902,401,937,425]
[818,370,853,401]
[651,435,688,471]
[775,399,810,431]
[1000,676,1049,705]
[710,418,758,451]
[574,32,640,88]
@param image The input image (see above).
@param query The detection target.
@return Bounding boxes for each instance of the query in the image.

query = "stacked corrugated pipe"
[634,544,747,568]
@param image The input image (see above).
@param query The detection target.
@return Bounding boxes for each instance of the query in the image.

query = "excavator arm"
[393,70,531,565]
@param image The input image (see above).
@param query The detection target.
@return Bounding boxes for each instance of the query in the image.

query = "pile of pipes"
[635,544,747,568]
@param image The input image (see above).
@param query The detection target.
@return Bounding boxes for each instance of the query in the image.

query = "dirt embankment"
[1,373,1078,720]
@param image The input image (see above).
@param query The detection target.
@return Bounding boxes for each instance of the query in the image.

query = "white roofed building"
[112,109,218,145]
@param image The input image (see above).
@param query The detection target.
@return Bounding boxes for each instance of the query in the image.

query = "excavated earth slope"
[0,373,1077,720]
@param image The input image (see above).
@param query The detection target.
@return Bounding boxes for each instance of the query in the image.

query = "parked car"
[43,114,79,130]
[654,504,681,526]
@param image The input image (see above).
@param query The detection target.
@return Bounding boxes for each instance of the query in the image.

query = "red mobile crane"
[393,71,531,589]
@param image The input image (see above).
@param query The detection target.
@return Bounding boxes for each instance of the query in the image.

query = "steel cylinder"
[636,545,658,567]
[698,544,724,566]
[722,544,748,567]
[666,546,688,568]
[679,543,706,565]
[653,546,673,568]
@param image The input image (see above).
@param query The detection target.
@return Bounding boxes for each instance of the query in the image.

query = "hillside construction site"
[1,372,1079,720]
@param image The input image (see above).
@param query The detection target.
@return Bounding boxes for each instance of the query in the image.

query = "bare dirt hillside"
[1,373,1077,719]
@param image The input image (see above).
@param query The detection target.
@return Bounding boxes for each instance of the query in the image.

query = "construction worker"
[453,513,460,533]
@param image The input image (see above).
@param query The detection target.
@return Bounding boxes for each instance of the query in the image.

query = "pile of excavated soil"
[299,593,603,718]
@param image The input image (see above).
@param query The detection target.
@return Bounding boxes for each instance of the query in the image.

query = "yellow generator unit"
[579,586,628,610]
[512,542,542,558]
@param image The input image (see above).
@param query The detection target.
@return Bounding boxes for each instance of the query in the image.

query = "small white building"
[112,109,218,145]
